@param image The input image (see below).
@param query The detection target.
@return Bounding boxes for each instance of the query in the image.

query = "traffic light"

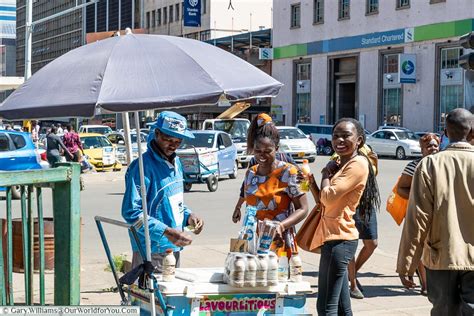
[459,32,474,71]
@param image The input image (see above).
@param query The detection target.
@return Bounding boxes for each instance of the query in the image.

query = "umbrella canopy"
[0,33,282,120]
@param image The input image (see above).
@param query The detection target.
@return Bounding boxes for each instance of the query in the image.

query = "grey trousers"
[426,267,474,316]
[131,251,180,274]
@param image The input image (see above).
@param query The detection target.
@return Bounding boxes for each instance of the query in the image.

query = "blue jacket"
[121,140,191,255]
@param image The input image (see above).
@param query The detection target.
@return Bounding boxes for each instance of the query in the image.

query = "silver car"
[366,129,421,159]
[276,126,317,162]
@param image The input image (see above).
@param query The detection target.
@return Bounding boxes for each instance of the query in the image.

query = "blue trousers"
[317,239,358,316]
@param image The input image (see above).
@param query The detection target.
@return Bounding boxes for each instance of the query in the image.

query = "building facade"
[16,0,139,76]
[272,0,474,132]
[145,0,272,40]
[1,0,15,76]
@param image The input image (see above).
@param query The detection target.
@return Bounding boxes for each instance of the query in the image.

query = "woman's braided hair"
[247,113,280,152]
[333,118,380,221]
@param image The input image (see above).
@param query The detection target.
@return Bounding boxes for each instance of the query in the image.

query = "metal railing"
[0,162,81,305]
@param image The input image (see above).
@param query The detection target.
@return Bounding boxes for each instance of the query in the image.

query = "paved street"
[5,156,432,315]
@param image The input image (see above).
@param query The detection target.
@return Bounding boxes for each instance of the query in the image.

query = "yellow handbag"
[386,177,408,226]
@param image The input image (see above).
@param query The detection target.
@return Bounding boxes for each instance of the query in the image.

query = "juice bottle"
[162,249,176,282]
[300,159,311,192]
[289,252,303,282]
[277,251,289,282]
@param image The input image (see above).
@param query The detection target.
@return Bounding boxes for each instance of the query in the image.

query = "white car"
[366,128,421,159]
[276,126,317,162]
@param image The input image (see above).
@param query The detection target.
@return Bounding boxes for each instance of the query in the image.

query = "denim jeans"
[425,267,474,316]
[317,239,358,316]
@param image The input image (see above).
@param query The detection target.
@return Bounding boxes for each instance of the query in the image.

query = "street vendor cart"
[95,216,313,316]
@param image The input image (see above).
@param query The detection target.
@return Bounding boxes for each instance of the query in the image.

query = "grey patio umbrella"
[0,33,282,119]
[0,32,282,314]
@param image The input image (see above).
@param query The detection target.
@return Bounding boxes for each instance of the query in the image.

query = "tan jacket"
[315,155,369,248]
[397,143,474,275]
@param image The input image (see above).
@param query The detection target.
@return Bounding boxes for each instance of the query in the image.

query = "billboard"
[184,0,201,27]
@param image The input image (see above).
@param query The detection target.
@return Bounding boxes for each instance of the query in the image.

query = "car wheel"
[184,182,192,192]
[323,146,333,155]
[206,175,218,192]
[229,161,238,179]
[240,162,248,169]
[396,147,406,160]
[308,157,315,163]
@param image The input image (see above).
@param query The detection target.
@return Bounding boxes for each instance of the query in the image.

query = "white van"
[202,118,251,168]
[78,125,113,135]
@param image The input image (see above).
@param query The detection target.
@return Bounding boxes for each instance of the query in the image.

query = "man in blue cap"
[122,111,204,272]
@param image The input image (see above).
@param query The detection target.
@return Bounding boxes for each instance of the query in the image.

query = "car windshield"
[213,120,249,142]
[88,127,112,135]
[180,134,215,149]
[82,136,112,149]
[279,128,307,139]
[395,131,418,140]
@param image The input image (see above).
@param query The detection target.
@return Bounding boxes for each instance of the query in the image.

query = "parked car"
[177,130,238,182]
[105,131,148,165]
[78,125,113,135]
[80,133,122,171]
[276,126,317,162]
[366,128,421,159]
[0,130,48,199]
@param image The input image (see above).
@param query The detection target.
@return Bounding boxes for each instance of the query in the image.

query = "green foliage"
[104,254,127,273]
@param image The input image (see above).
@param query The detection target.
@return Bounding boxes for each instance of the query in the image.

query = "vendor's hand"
[399,274,417,289]
[232,206,242,223]
[187,214,204,235]
[164,227,193,247]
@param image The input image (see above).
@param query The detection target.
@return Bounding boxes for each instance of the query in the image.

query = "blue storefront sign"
[398,54,417,84]
[307,29,407,55]
[184,0,201,27]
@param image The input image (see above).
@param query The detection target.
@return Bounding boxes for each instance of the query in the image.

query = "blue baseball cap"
[151,111,194,140]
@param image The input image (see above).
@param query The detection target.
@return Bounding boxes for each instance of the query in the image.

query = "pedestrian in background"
[63,124,84,163]
[46,125,72,167]
[396,133,440,295]
[56,124,64,134]
[397,108,473,315]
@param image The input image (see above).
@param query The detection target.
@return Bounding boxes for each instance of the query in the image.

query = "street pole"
[24,0,32,80]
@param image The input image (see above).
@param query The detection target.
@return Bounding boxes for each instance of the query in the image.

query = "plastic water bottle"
[162,249,176,282]
[289,252,303,282]
[300,159,311,192]
[229,255,245,288]
[256,254,268,287]
[277,251,289,282]
[267,252,279,286]
[244,255,257,287]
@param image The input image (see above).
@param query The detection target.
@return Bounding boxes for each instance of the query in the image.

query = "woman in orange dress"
[242,121,308,255]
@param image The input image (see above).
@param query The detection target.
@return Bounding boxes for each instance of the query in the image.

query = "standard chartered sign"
[398,54,417,84]
[361,33,404,46]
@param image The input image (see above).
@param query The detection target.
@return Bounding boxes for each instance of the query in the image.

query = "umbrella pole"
[133,111,156,316]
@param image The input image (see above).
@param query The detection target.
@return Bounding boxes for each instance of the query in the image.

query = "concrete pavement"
[3,156,433,315]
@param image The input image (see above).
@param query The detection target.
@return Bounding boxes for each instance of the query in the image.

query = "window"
[200,30,211,41]
[169,5,174,23]
[202,0,207,14]
[152,10,156,27]
[339,0,350,19]
[0,134,10,151]
[313,0,324,24]
[157,9,162,26]
[396,0,410,9]
[290,3,301,28]
[373,131,385,139]
[222,134,233,148]
[146,11,150,28]
[366,0,378,14]
[295,62,311,123]
[381,54,402,126]
[163,7,168,24]
[175,3,180,21]
[430,0,446,3]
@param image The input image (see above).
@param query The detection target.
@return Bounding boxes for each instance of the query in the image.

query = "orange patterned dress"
[244,160,303,255]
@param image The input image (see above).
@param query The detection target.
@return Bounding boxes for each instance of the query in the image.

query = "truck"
[202,118,251,168]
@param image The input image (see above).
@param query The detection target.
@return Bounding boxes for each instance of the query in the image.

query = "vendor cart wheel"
[240,162,248,169]
[229,161,238,179]
[184,182,192,192]
[206,175,218,192]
